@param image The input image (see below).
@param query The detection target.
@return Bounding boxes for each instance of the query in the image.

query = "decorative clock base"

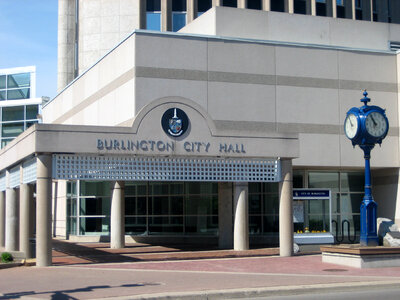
[360,199,379,246]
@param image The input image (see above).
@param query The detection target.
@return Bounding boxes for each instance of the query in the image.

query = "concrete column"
[57,0,77,92]
[218,182,233,249]
[5,187,19,251]
[36,154,53,267]
[233,182,249,251]
[326,0,337,18]
[284,0,294,13]
[345,0,355,19]
[262,0,271,11]
[0,191,5,248]
[390,0,400,24]
[279,159,293,257]
[306,0,316,16]
[238,0,247,9]
[111,181,125,249]
[19,184,33,258]
[212,0,223,6]
[376,0,388,22]
[361,0,373,21]
[187,0,198,23]
[161,0,172,31]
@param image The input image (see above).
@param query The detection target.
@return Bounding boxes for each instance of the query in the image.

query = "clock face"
[344,113,358,139]
[365,111,388,138]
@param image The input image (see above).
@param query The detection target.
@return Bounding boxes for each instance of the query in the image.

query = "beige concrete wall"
[182,6,400,52]
[77,0,142,75]
[45,30,400,169]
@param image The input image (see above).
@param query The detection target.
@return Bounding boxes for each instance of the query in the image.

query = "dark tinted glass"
[172,0,186,11]
[223,0,237,7]
[147,0,160,11]
[294,0,306,14]
[271,0,284,12]
[198,0,212,12]
[247,0,262,9]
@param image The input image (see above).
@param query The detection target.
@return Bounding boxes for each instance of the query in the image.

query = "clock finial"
[361,90,370,106]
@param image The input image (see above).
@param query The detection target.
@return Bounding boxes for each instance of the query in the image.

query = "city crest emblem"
[168,108,183,136]
[161,107,189,137]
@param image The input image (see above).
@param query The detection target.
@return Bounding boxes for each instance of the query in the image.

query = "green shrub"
[1,252,13,263]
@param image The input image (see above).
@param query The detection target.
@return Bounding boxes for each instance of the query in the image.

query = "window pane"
[7,88,30,100]
[26,105,39,120]
[248,0,262,9]
[198,0,212,12]
[340,172,364,193]
[308,172,339,194]
[125,217,146,234]
[0,75,5,89]
[0,91,5,100]
[271,0,284,12]
[26,121,38,129]
[172,0,186,11]
[185,216,217,235]
[2,122,24,137]
[7,73,30,88]
[173,12,186,32]
[223,0,237,7]
[146,0,160,11]
[80,181,110,197]
[79,217,110,235]
[146,12,161,31]
[2,106,24,121]
[1,138,13,148]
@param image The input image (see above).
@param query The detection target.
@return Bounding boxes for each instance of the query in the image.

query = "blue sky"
[0,0,58,99]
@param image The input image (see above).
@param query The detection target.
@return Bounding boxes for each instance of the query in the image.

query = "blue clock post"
[344,91,389,246]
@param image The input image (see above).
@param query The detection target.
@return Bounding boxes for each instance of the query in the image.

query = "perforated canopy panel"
[53,154,281,182]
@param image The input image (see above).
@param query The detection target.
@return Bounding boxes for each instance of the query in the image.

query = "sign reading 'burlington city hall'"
[97,139,246,154]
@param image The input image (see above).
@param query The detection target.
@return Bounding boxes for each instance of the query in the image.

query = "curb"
[0,262,23,270]
[92,280,400,300]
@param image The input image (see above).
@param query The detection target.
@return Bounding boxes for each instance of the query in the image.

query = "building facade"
[1,3,400,266]
[0,66,44,149]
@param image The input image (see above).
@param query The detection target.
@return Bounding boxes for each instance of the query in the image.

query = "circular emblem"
[161,108,189,137]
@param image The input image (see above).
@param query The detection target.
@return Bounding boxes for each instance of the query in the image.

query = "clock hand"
[371,115,377,126]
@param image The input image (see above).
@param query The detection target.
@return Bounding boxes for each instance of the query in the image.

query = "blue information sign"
[293,189,330,199]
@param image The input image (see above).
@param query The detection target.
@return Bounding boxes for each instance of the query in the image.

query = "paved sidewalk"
[1,241,400,299]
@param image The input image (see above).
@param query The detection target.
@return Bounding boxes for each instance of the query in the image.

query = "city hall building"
[1,1,400,266]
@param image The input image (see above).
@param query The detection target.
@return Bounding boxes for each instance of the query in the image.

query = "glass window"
[7,88,30,100]
[223,0,237,7]
[294,0,306,14]
[7,73,30,88]
[308,172,339,194]
[0,75,5,89]
[80,181,110,197]
[26,121,38,129]
[247,0,262,9]
[26,105,39,120]
[147,12,161,31]
[146,0,160,11]
[271,0,284,12]
[3,105,25,121]
[146,0,161,31]
[340,172,364,193]
[172,0,186,11]
[172,12,186,31]
[1,138,12,148]
[198,0,211,12]
[2,122,24,138]
[0,91,5,101]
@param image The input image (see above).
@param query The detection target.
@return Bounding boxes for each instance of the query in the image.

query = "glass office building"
[0,66,44,149]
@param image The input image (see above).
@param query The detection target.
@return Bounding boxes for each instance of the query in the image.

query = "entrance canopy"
[0,97,299,188]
